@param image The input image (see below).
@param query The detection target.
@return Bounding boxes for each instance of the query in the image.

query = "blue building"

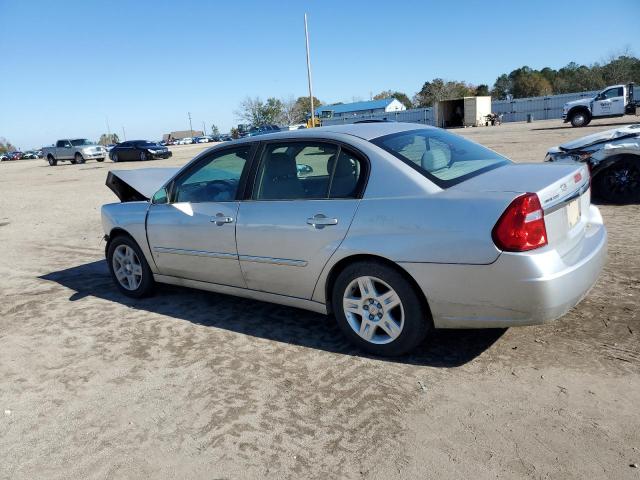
[315,98,406,119]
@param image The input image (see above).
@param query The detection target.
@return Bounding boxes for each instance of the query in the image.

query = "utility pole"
[121,126,126,141]
[304,13,315,128]
[105,116,111,144]
[188,112,193,137]
[202,121,206,136]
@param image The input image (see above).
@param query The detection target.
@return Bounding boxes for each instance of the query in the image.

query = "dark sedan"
[109,140,172,162]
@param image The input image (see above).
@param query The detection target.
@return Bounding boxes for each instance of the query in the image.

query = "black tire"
[593,158,640,204]
[140,151,148,161]
[570,110,590,128]
[106,235,155,298]
[47,156,57,166]
[74,153,85,164]
[332,261,431,356]
[112,152,119,162]
[97,158,104,162]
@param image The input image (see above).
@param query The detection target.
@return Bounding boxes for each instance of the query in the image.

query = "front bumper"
[402,205,607,328]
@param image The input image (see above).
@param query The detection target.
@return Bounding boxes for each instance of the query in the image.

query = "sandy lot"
[1,118,639,479]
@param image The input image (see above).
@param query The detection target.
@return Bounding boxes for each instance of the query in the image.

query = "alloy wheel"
[342,276,404,344]
[112,244,143,291]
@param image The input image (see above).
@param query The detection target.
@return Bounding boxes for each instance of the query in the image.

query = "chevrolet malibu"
[101,123,607,356]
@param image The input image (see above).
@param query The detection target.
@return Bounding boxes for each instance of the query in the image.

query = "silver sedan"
[101,123,607,356]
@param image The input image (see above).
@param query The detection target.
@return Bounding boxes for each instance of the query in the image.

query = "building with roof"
[162,130,204,142]
[315,98,406,120]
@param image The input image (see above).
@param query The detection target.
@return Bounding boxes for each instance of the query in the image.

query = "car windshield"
[139,141,160,147]
[371,129,510,188]
[70,139,94,146]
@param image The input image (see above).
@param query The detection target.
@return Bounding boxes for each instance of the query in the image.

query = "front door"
[146,145,253,287]
[592,86,625,116]
[236,141,365,299]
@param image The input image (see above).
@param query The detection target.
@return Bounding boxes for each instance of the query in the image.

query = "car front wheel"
[332,261,431,356]
[112,152,119,162]
[570,111,590,127]
[47,156,57,166]
[140,151,148,161]
[107,235,155,298]
[74,153,85,164]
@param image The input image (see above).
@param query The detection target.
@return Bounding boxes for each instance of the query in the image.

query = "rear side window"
[253,142,364,200]
[371,129,509,188]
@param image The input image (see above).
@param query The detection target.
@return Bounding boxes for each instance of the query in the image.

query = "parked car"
[176,137,193,145]
[0,152,10,161]
[220,134,232,142]
[42,139,106,166]
[194,136,210,143]
[109,140,172,162]
[9,151,23,160]
[546,123,640,203]
[22,151,39,159]
[101,123,606,356]
[563,83,640,127]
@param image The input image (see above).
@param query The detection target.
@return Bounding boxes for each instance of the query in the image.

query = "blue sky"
[0,0,638,149]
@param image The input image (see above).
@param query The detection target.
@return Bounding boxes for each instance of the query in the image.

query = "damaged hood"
[559,124,640,151]
[106,167,179,201]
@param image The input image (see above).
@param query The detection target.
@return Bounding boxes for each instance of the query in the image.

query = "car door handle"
[611,99,620,102]
[211,213,234,225]
[307,214,338,229]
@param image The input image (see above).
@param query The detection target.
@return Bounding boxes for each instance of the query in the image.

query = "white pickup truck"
[563,83,639,127]
[42,139,107,166]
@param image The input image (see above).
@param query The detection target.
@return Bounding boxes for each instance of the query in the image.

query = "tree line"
[235,54,640,127]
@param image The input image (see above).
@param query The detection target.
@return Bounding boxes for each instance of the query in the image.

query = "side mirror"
[151,187,168,204]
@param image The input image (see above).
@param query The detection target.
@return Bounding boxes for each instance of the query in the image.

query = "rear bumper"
[402,205,607,328]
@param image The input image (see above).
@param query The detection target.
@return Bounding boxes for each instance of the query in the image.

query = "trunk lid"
[452,163,591,257]
[106,167,179,202]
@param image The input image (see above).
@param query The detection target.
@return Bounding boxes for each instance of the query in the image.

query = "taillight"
[492,193,548,252]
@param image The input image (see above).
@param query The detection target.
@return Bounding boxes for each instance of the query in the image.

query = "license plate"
[566,198,581,229]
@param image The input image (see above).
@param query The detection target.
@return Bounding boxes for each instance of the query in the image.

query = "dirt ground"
[1,117,639,480]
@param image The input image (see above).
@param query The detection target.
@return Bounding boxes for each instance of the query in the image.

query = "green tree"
[474,84,490,96]
[292,96,323,123]
[235,96,285,127]
[373,90,413,109]
[0,137,16,153]
[414,79,474,107]
[491,74,511,99]
[511,71,552,98]
[98,133,119,145]
[210,124,220,137]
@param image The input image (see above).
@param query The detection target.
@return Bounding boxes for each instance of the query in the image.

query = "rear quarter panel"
[311,190,516,304]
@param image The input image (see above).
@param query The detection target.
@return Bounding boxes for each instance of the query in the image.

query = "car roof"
[233,122,431,144]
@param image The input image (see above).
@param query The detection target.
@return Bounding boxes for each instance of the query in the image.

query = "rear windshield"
[371,129,509,188]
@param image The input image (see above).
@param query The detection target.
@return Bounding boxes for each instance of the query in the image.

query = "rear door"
[235,141,366,299]
[593,87,625,116]
[146,144,254,286]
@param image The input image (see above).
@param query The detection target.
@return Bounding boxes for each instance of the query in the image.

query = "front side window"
[253,142,363,200]
[602,87,623,99]
[371,129,509,188]
[172,146,251,203]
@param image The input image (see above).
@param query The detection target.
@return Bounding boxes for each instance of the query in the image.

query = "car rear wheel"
[570,110,590,127]
[107,235,155,298]
[47,156,57,166]
[74,153,85,164]
[332,261,431,356]
[97,158,104,162]
[594,158,640,204]
[140,151,148,161]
